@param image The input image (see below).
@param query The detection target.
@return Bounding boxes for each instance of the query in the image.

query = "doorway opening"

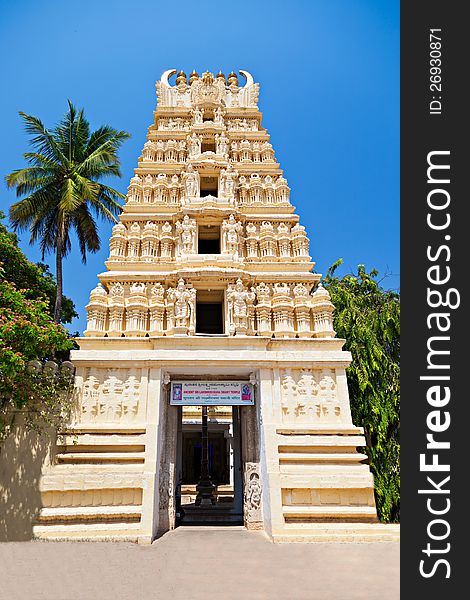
[200,176,218,197]
[198,224,220,254]
[176,405,243,525]
[195,290,224,335]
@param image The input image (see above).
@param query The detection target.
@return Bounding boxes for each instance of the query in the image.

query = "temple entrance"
[176,405,243,525]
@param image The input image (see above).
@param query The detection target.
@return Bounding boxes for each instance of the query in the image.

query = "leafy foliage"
[0,272,74,441]
[6,101,130,322]
[0,216,76,441]
[323,260,400,522]
[0,212,76,323]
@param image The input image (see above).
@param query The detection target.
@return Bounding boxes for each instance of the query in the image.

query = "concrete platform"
[1,527,399,600]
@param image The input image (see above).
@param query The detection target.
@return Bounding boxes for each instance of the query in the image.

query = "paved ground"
[1,526,399,600]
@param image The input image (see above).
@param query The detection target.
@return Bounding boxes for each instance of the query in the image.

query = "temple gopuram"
[34,69,387,543]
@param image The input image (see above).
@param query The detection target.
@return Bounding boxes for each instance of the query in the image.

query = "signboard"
[170,381,254,406]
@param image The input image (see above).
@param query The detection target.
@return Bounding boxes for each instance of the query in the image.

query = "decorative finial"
[176,70,187,86]
[227,71,238,87]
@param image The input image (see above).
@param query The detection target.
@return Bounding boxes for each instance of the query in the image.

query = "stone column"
[257,368,284,538]
[137,367,158,544]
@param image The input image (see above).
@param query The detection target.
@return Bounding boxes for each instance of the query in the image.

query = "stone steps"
[282,505,377,520]
[56,452,145,464]
[33,521,141,541]
[37,505,142,522]
[279,452,368,464]
[272,523,400,543]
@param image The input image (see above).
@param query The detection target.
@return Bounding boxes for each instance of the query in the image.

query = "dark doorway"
[201,142,216,153]
[181,431,229,485]
[196,302,223,334]
[200,176,218,197]
[198,225,220,254]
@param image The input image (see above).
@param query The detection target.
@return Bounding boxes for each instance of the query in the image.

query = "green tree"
[323,260,400,522]
[0,212,76,324]
[6,101,130,323]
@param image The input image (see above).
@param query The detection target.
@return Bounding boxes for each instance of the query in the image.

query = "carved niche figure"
[227,278,255,335]
[181,164,199,202]
[166,278,196,335]
[219,164,238,204]
[215,132,229,156]
[214,106,224,125]
[222,214,243,258]
[175,214,196,255]
[187,132,201,158]
[193,106,204,124]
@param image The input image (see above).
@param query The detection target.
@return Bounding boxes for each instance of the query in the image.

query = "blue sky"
[0,0,399,334]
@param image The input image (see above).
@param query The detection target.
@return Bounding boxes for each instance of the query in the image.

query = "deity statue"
[227,278,255,335]
[222,214,243,258]
[175,214,196,255]
[193,106,204,124]
[220,164,238,204]
[182,164,199,201]
[187,132,201,158]
[166,278,196,334]
[216,133,229,156]
[214,106,224,124]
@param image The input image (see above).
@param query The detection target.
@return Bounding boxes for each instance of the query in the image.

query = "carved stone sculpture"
[166,278,196,335]
[227,279,255,335]
[175,214,196,255]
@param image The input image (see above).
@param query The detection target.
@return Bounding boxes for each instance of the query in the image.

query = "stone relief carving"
[227,279,255,335]
[244,463,262,528]
[175,214,196,255]
[280,368,341,423]
[221,214,242,258]
[79,369,142,423]
[166,278,196,335]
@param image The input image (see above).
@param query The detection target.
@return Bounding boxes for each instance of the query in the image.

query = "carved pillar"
[141,222,159,261]
[254,283,272,336]
[125,283,148,336]
[127,222,141,259]
[259,221,276,258]
[311,284,336,338]
[109,223,127,260]
[293,283,312,338]
[149,283,165,336]
[244,223,258,259]
[108,283,125,337]
[291,224,310,258]
[160,222,174,258]
[277,223,291,258]
[271,283,295,338]
[84,283,108,336]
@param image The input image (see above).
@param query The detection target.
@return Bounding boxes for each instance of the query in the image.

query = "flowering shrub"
[0,271,74,441]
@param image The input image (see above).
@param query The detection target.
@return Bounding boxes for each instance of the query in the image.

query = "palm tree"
[6,101,130,323]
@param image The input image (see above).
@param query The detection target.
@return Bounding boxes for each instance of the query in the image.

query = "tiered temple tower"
[35,70,382,543]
